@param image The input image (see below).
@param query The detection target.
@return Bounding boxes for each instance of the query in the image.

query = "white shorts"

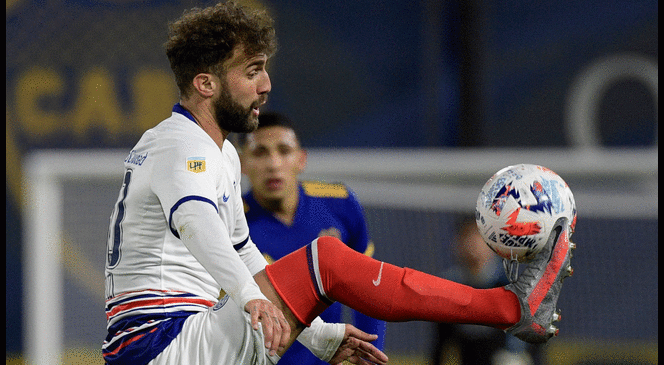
[148,296,281,365]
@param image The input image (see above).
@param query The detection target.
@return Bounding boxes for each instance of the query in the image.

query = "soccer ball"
[475,164,576,262]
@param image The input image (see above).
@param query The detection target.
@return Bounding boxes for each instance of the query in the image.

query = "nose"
[266,150,282,169]
[258,71,271,94]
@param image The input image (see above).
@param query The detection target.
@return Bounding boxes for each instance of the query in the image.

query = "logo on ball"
[476,164,576,262]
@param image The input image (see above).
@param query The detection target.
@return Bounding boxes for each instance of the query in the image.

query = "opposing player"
[103,2,576,364]
[239,112,386,364]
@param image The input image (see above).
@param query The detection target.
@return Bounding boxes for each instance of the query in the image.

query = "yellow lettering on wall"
[14,67,64,140]
[71,67,123,140]
[132,69,179,133]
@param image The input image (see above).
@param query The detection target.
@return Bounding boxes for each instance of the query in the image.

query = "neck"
[180,98,228,149]
[255,186,299,226]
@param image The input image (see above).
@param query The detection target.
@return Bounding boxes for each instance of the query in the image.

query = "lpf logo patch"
[187,157,206,173]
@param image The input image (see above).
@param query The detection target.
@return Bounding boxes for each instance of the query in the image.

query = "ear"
[191,73,217,98]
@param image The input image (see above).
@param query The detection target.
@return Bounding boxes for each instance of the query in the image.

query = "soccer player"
[103,2,575,364]
[239,112,386,364]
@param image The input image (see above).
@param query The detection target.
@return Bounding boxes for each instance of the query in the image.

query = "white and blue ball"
[475,164,576,262]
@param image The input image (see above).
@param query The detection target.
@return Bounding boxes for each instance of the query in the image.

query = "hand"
[244,299,291,356]
[328,324,388,365]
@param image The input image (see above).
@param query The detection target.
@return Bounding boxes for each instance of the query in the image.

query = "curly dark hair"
[164,1,277,98]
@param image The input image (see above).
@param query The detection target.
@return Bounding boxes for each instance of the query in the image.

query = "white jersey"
[103,104,269,364]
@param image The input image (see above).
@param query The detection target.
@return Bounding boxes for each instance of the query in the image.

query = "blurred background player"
[239,111,386,364]
[431,214,540,365]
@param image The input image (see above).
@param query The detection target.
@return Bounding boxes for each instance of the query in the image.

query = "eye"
[278,146,294,156]
[247,64,265,79]
[251,147,268,157]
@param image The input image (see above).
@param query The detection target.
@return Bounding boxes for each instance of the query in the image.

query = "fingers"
[264,312,291,354]
[276,315,291,348]
[245,299,291,356]
[250,305,261,330]
[337,327,388,365]
[356,340,388,364]
[345,339,387,365]
[345,325,379,342]
[259,311,283,355]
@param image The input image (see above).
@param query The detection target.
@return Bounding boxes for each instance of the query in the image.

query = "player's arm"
[149,139,263,308]
[296,317,345,362]
[233,203,269,276]
[254,270,387,364]
[233,197,379,361]
[173,201,291,356]
[298,318,388,364]
[230,144,270,277]
[236,237,269,273]
[351,308,386,351]
[172,200,267,308]
[295,316,385,363]
[327,324,388,365]
[152,142,289,355]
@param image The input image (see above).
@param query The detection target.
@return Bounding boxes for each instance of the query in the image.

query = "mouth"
[265,178,283,191]
[256,96,269,113]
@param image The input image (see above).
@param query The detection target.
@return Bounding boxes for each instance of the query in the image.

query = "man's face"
[241,126,306,202]
[214,47,271,133]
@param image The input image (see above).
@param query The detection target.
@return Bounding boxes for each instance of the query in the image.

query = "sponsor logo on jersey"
[187,157,206,173]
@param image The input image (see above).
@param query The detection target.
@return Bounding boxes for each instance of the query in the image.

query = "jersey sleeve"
[172,200,267,309]
[224,140,269,276]
[236,236,269,276]
[152,137,267,308]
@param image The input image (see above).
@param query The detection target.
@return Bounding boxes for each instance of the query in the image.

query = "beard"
[213,84,266,134]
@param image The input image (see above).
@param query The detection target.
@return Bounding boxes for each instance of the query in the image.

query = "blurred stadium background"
[6,0,657,364]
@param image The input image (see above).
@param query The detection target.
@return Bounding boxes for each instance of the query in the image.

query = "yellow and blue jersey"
[244,181,385,364]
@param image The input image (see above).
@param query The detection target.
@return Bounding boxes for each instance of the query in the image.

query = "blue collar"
[172,103,197,124]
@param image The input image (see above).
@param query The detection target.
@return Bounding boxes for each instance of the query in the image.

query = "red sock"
[265,236,520,329]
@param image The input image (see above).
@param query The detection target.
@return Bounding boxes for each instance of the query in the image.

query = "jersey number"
[107,169,132,269]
